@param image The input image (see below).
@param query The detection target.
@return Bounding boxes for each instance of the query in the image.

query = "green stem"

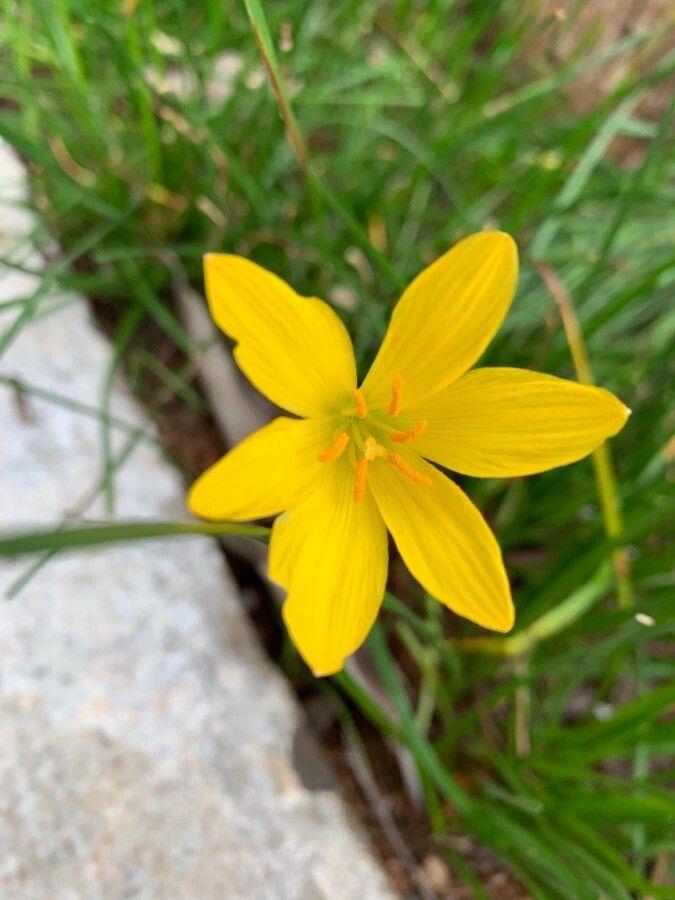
[456,563,612,657]
[535,262,647,872]
[536,261,633,609]
[513,654,531,757]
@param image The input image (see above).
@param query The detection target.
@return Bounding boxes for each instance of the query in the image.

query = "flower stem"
[513,655,531,757]
[536,263,646,869]
[242,0,309,169]
[455,562,612,657]
[535,261,633,609]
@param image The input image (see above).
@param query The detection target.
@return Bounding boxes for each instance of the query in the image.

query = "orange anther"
[386,452,432,486]
[386,375,404,416]
[391,420,427,443]
[354,457,369,502]
[318,431,349,462]
[352,388,368,419]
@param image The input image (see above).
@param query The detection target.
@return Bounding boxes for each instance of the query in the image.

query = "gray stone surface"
[0,142,392,899]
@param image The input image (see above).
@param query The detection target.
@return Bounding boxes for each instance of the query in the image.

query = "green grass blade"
[0,520,270,561]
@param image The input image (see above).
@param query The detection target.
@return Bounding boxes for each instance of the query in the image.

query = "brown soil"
[531,0,673,165]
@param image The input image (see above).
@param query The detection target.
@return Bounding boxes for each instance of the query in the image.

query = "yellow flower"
[188,232,629,676]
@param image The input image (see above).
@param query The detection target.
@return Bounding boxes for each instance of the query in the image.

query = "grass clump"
[1,1,674,895]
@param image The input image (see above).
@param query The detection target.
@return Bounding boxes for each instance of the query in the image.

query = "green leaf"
[546,681,675,760]
[0,521,270,560]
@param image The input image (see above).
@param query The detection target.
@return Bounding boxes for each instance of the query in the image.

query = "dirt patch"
[529,0,672,164]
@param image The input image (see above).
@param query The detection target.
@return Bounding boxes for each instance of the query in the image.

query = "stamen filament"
[318,431,349,462]
[354,457,369,502]
[386,375,404,416]
[391,419,428,443]
[387,452,432,486]
[352,388,368,419]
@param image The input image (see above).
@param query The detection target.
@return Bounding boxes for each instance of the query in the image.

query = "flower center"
[317,376,430,501]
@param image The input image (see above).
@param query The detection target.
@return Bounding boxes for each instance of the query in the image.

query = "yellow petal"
[269,458,388,676]
[204,254,357,416]
[188,416,334,521]
[406,368,630,477]
[361,232,518,411]
[368,449,513,631]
